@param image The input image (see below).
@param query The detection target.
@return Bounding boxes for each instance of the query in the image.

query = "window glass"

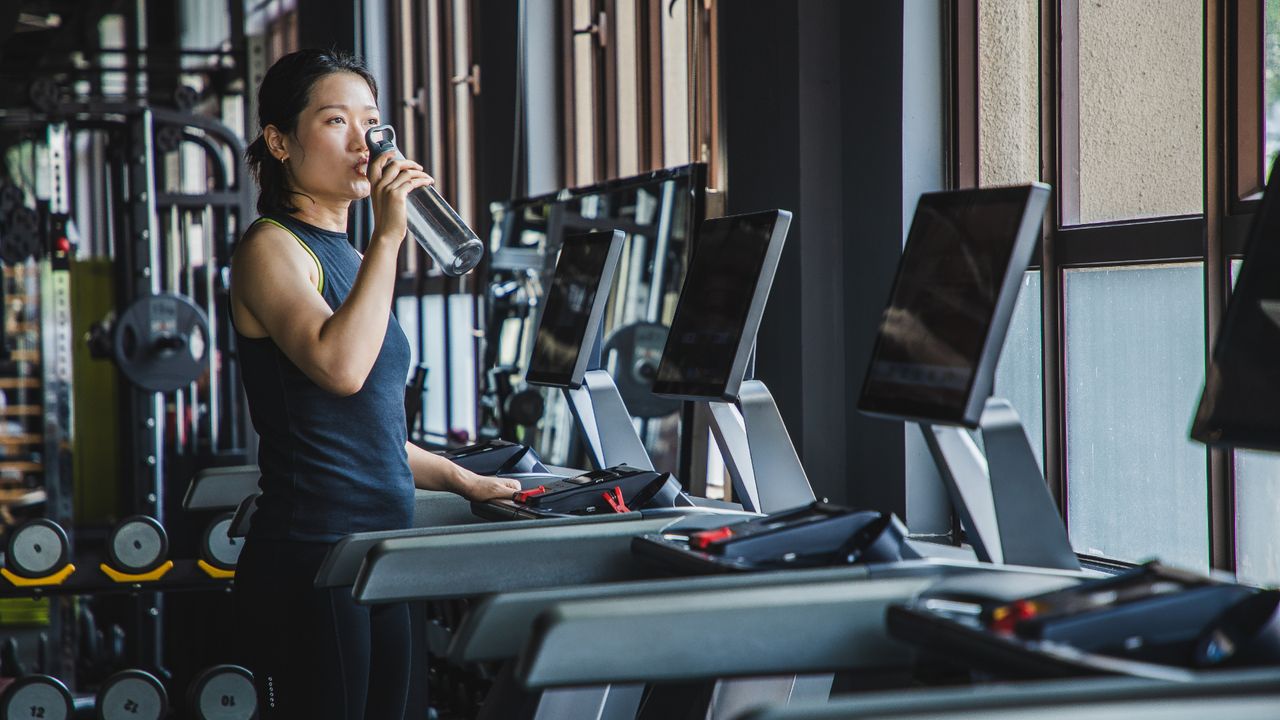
[1064,263,1209,570]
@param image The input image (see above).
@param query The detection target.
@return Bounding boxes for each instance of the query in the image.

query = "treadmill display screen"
[652,212,778,400]
[859,186,1042,427]
[525,233,615,388]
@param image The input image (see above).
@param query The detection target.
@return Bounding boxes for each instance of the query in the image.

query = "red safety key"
[513,486,547,503]
[689,526,735,550]
[602,487,630,513]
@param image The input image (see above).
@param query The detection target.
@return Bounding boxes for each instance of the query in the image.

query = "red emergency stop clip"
[689,526,735,550]
[513,486,547,503]
[602,487,630,513]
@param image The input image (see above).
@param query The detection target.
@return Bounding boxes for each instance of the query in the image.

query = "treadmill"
[472,185,1107,718]
[342,211,819,603]
[343,211,844,719]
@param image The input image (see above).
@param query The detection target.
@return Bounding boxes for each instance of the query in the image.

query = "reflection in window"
[1071,2,1202,223]
[573,0,598,184]
[661,0,690,166]
[1064,263,1208,571]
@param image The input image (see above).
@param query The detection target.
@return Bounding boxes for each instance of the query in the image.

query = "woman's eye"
[366,118,380,126]
[328,117,345,125]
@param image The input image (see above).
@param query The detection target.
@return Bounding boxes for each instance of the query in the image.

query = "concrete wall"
[978,0,1039,186]
[1077,0,1202,223]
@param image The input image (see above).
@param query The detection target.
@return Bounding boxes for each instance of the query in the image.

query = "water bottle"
[364,124,485,276]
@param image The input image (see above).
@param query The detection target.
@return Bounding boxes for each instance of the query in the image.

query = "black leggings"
[232,538,411,720]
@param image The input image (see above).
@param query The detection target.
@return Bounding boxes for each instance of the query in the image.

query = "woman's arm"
[231,155,431,395]
[405,442,522,501]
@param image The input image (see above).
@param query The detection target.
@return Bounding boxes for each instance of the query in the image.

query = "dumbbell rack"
[0,557,233,600]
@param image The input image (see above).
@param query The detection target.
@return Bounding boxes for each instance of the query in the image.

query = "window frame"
[951,0,1261,572]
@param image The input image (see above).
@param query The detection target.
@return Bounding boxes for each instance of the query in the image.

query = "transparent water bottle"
[364,124,485,276]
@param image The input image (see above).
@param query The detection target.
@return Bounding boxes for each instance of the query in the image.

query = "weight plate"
[2,206,38,264]
[189,665,256,720]
[97,669,167,720]
[201,513,242,571]
[173,85,200,111]
[107,516,168,574]
[27,79,59,115]
[5,519,70,578]
[155,124,183,154]
[1,674,73,720]
[112,293,210,392]
[0,183,21,217]
[603,322,682,419]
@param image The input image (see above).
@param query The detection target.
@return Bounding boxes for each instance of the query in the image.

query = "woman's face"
[272,71,380,204]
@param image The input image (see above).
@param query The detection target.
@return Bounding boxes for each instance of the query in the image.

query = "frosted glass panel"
[1235,450,1280,587]
[1064,264,1208,570]
[1230,257,1280,586]
[1073,2,1202,223]
[1266,0,1280,174]
[994,271,1043,471]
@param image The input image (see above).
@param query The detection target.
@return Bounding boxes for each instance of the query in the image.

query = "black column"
[720,2,913,514]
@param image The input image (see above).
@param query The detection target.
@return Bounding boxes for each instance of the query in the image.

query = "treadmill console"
[473,465,683,520]
[888,561,1267,676]
[436,439,547,476]
[632,501,916,573]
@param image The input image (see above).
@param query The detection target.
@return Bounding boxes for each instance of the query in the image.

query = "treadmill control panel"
[473,465,684,520]
[887,561,1270,677]
[633,501,917,573]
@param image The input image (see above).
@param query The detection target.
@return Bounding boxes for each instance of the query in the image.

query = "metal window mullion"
[1206,0,1236,573]
[1043,0,1067,514]
[952,0,979,190]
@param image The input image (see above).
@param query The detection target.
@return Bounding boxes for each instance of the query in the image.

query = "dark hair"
[245,49,378,215]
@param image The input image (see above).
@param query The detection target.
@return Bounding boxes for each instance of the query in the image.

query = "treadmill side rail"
[515,576,935,687]
[352,516,677,603]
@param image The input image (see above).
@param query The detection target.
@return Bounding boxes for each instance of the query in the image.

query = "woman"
[230,49,520,719]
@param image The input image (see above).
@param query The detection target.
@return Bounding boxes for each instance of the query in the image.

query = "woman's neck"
[289,201,349,233]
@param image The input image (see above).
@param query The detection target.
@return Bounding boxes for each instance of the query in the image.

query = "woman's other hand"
[456,471,522,503]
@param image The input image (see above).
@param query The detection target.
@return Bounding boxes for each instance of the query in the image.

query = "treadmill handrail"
[182,466,260,510]
[315,512,638,588]
[512,563,1094,687]
[351,515,685,603]
[516,576,935,687]
[739,667,1280,720]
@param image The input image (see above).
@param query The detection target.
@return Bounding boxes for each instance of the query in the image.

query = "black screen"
[525,233,614,388]
[858,187,1037,427]
[652,212,776,399]
[1192,159,1280,450]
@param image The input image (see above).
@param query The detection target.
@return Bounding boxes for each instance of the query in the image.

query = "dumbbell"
[4,519,71,579]
[200,513,243,574]
[188,665,256,720]
[0,674,73,720]
[104,516,169,576]
[95,669,167,720]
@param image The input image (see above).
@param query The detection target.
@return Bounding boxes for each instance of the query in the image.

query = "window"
[958,0,1269,575]
[561,0,711,185]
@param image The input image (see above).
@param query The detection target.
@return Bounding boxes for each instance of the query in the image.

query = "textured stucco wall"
[1077,0,1202,223]
[979,0,1040,186]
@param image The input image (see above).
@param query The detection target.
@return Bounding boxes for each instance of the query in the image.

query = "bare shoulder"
[232,220,312,277]
[231,220,321,336]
